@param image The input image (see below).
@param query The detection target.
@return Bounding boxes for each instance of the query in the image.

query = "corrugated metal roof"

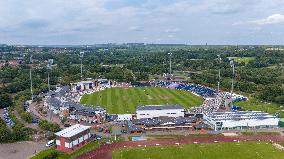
[55,124,91,138]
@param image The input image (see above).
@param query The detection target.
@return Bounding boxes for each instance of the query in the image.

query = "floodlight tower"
[47,59,53,91]
[80,51,84,80]
[168,52,172,75]
[217,55,221,93]
[29,55,33,101]
[230,59,235,107]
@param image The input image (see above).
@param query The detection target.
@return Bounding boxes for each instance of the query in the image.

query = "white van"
[45,140,55,147]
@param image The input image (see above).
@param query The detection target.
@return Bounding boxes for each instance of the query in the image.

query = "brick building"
[55,124,91,152]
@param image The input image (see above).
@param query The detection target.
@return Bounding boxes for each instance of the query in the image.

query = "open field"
[31,140,106,159]
[81,87,203,114]
[232,57,255,64]
[112,142,284,159]
[78,134,284,159]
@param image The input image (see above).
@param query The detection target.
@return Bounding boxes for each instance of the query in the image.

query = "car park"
[2,108,15,127]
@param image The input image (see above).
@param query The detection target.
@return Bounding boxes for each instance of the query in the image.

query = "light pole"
[80,52,84,80]
[47,59,53,92]
[217,55,221,93]
[230,59,235,107]
[168,52,172,75]
[30,55,33,101]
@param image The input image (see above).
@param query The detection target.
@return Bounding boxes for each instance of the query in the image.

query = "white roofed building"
[204,111,279,131]
[55,124,91,152]
[116,114,133,121]
[71,80,94,91]
[136,105,185,119]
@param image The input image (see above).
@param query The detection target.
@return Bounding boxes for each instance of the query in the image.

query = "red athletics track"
[76,134,284,159]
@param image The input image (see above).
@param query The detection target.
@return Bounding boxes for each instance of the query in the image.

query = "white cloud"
[165,28,180,33]
[128,26,144,32]
[1,0,284,44]
[233,14,284,26]
[253,14,284,25]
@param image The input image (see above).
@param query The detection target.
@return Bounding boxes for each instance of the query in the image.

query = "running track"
[77,135,284,159]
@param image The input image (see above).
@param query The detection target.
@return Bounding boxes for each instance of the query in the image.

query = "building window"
[65,142,70,148]
[56,140,60,146]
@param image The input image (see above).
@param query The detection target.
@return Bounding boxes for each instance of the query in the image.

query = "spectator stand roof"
[132,117,196,126]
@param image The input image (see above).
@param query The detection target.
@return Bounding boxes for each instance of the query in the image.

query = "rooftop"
[55,124,91,138]
[206,111,278,121]
[137,105,184,111]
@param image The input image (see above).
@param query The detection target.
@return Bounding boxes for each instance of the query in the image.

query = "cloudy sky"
[1,0,284,45]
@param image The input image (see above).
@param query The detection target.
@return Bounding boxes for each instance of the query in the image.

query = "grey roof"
[137,105,184,111]
[57,86,71,96]
[46,97,105,115]
[195,123,209,129]
[132,117,194,126]
[46,97,62,108]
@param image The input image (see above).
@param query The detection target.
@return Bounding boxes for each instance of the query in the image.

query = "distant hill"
[0,44,8,47]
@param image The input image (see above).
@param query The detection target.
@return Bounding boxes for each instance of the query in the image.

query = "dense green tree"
[0,93,12,109]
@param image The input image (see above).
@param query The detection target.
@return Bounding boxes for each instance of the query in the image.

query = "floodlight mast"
[230,59,235,107]
[47,69,50,91]
[47,59,53,91]
[80,52,84,80]
[168,52,172,75]
[30,55,33,101]
[217,55,221,93]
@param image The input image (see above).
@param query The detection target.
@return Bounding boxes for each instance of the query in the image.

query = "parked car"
[95,135,102,140]
[121,130,127,133]
[45,140,55,147]
[97,128,104,132]
[64,124,71,127]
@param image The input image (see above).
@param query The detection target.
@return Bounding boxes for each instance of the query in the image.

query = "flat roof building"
[55,124,91,152]
[136,105,185,119]
[71,81,94,91]
[204,111,279,131]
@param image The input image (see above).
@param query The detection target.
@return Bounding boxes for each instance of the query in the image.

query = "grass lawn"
[233,57,255,64]
[235,98,284,117]
[80,87,203,114]
[147,134,217,140]
[113,142,284,159]
[241,131,279,136]
[31,148,69,159]
[31,139,107,159]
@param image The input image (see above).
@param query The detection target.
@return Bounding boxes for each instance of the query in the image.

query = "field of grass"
[31,147,69,159]
[241,131,279,136]
[81,87,203,114]
[31,140,107,159]
[113,142,284,159]
[147,134,217,140]
[235,98,284,117]
[233,57,255,64]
